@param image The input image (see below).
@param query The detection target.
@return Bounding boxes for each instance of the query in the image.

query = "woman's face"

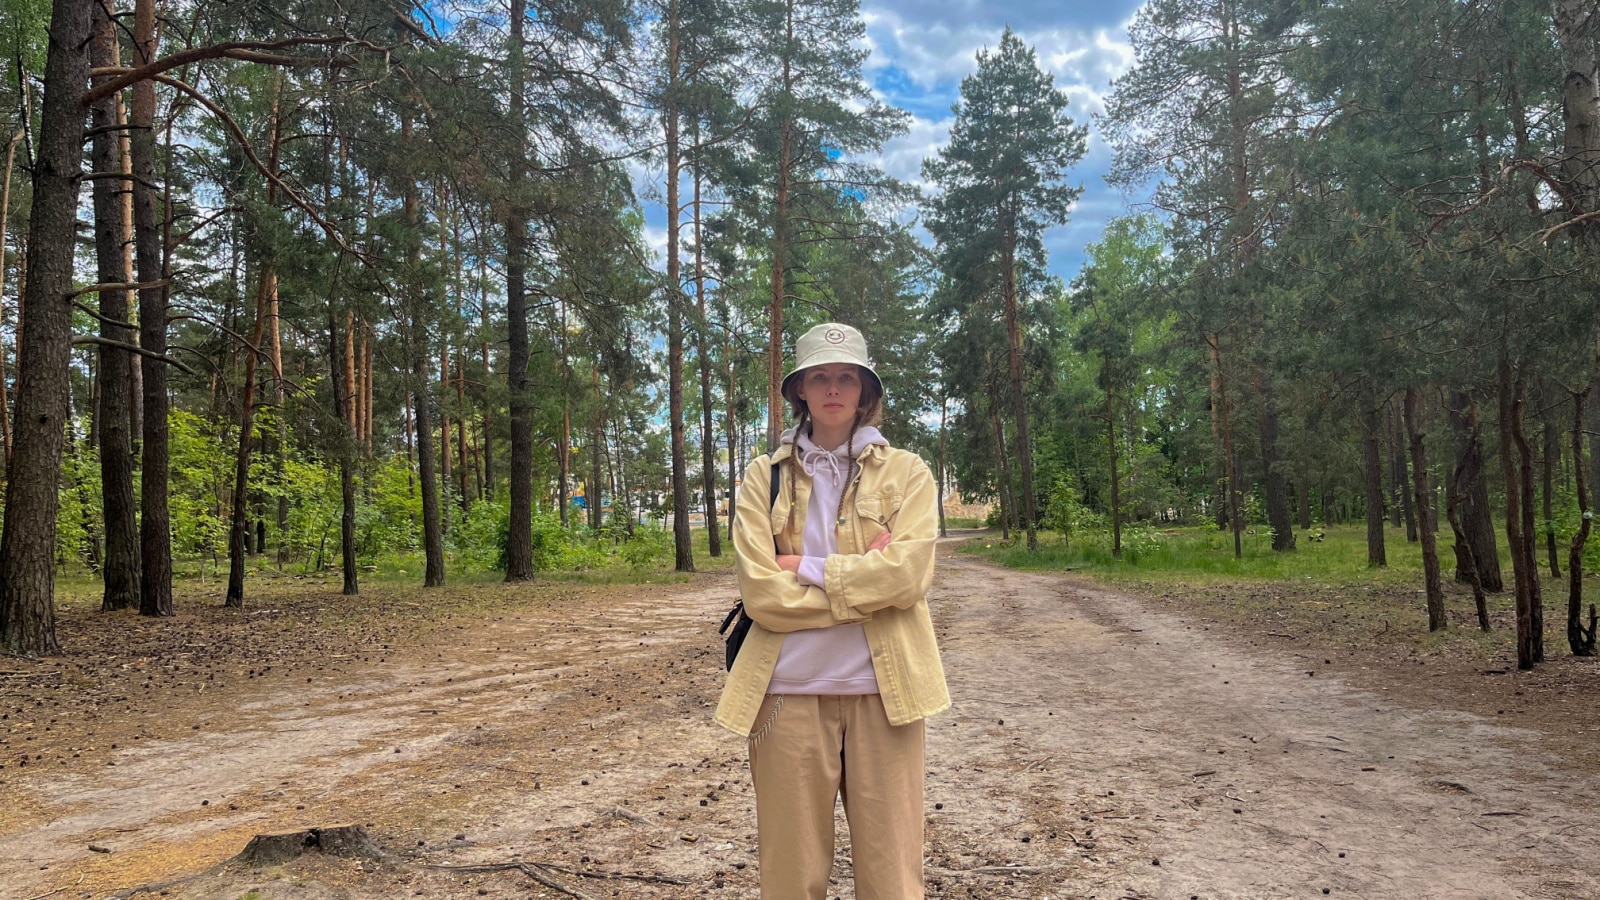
[796,363,863,432]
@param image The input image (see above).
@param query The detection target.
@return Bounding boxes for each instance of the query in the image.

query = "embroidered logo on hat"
[825,328,845,344]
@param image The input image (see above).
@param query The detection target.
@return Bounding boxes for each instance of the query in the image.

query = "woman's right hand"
[867,530,892,553]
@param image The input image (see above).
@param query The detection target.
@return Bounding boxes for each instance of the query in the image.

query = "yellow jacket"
[714,439,950,736]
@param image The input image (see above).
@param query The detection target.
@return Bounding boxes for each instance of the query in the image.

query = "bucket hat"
[780,322,884,402]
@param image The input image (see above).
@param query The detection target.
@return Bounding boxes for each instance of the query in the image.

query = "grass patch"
[959,522,1567,662]
[962,522,1431,587]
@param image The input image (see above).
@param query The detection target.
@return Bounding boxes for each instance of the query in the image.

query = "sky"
[638,0,1152,286]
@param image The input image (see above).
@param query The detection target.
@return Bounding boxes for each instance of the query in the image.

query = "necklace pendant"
[837,517,846,527]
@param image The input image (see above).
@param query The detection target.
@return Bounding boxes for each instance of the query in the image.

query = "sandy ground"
[3,542,1599,900]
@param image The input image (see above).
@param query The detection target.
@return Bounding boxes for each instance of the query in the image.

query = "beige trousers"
[748,694,926,900]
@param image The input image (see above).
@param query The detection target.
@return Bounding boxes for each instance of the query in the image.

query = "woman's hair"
[782,365,884,430]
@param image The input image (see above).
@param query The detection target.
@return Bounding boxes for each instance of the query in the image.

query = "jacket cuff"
[797,556,827,588]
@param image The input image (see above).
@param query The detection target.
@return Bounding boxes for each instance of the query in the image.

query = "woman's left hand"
[775,554,803,573]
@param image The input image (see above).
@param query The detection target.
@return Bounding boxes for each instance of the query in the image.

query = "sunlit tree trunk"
[89,2,140,611]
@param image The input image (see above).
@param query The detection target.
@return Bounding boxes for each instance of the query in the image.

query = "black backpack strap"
[769,461,780,509]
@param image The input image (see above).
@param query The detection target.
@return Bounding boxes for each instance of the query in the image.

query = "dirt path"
[4,546,1599,899]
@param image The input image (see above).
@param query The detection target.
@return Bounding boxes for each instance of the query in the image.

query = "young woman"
[715,322,949,900]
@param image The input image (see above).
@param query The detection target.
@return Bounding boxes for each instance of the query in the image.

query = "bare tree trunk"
[692,153,720,558]
[990,406,1012,542]
[0,0,92,654]
[133,0,171,618]
[401,114,443,588]
[440,346,452,532]
[1402,387,1446,631]
[724,320,739,533]
[1210,334,1242,558]
[502,0,533,579]
[1002,221,1037,550]
[1566,387,1595,654]
[89,2,140,612]
[1257,374,1294,551]
[0,127,21,470]
[1360,393,1387,567]
[1542,402,1561,577]
[1555,0,1600,218]
[328,310,358,595]
[1499,356,1542,669]
[664,4,693,572]
[591,368,604,531]
[1103,353,1121,557]
[938,398,949,538]
[1446,392,1503,591]
[1392,401,1416,540]
[766,13,794,453]
[1208,338,1226,531]
[225,77,282,608]
[1443,398,1491,631]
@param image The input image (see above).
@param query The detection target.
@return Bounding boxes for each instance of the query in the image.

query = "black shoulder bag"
[719,461,781,671]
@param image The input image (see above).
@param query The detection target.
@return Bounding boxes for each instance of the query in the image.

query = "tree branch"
[72,335,196,374]
[82,37,366,106]
[71,278,171,299]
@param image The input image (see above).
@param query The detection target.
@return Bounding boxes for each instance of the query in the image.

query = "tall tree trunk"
[591,367,604,531]
[1402,387,1446,631]
[133,0,171,618]
[225,79,282,608]
[664,2,693,572]
[724,321,739,533]
[1567,386,1596,655]
[1257,373,1295,551]
[1002,220,1038,551]
[328,310,358,596]
[0,127,22,469]
[1360,394,1387,566]
[401,115,443,588]
[1555,0,1600,220]
[1542,403,1561,578]
[990,406,1012,542]
[937,397,949,538]
[0,0,92,654]
[1392,402,1416,540]
[1210,334,1242,558]
[1208,339,1226,530]
[1499,356,1542,669]
[556,312,569,528]
[272,274,287,568]
[89,2,139,612]
[765,4,795,452]
[693,155,721,558]
[1446,392,1503,591]
[440,346,452,532]
[503,0,533,579]
[1103,352,1121,557]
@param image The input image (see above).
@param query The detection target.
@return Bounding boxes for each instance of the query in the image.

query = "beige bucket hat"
[780,322,884,401]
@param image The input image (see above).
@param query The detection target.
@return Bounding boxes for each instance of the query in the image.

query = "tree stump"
[231,824,387,868]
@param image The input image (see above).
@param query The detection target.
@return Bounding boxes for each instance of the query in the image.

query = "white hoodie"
[766,425,887,695]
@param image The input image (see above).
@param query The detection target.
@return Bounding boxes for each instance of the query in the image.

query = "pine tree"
[923,28,1086,552]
